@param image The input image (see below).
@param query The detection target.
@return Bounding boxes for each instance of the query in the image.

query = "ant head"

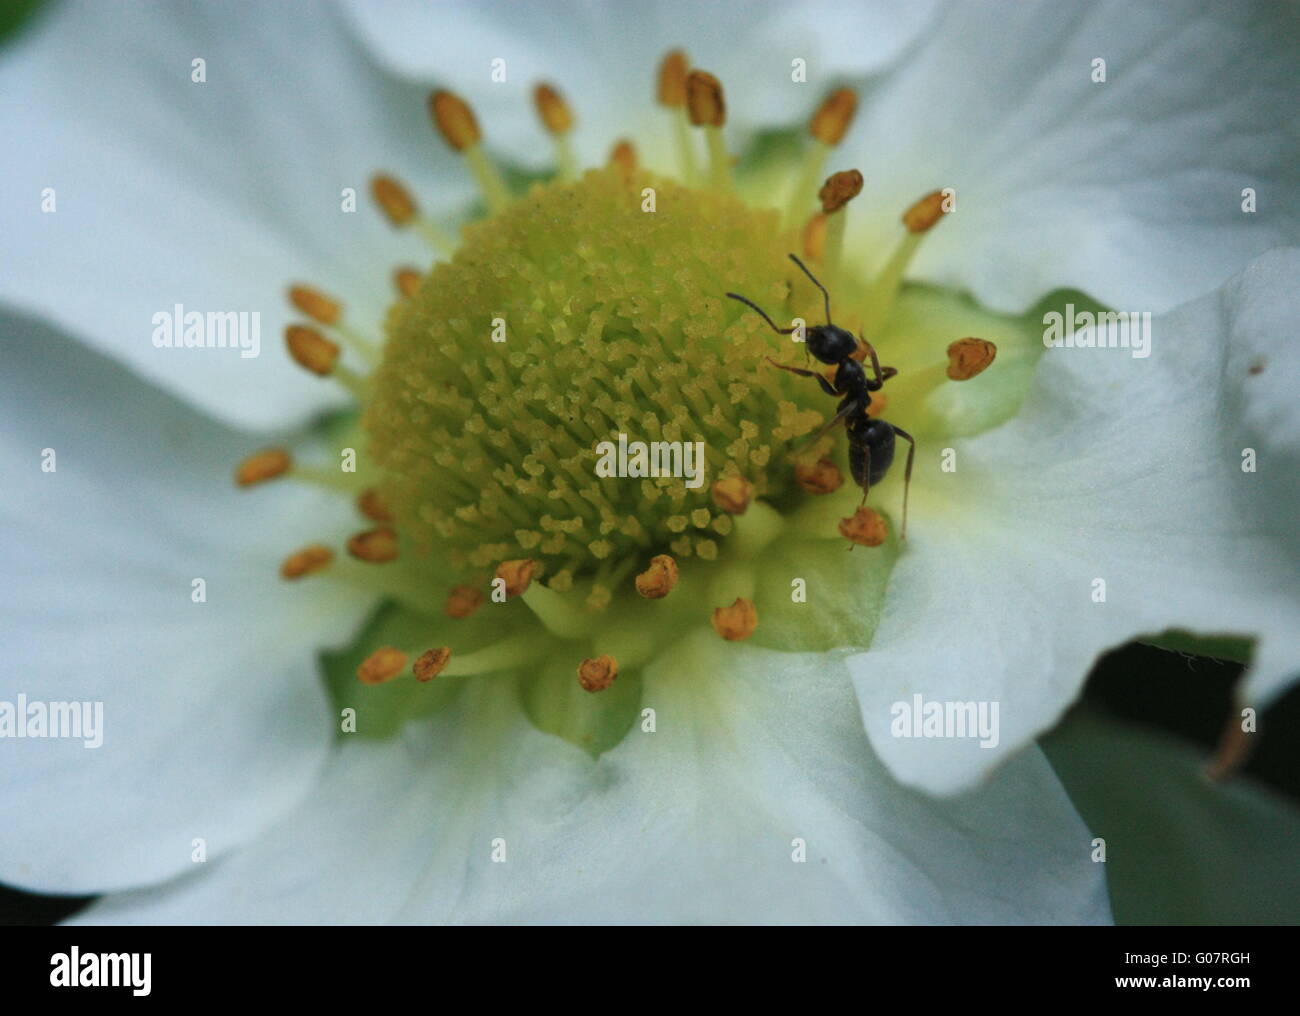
[807,324,857,364]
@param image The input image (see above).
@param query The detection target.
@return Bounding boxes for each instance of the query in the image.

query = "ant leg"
[726,293,798,335]
[796,402,861,453]
[848,444,870,553]
[765,356,839,398]
[787,253,833,325]
[891,425,916,540]
[858,335,887,386]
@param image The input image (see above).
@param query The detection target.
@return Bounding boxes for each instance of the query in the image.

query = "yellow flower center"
[366,165,836,603]
[235,55,1042,744]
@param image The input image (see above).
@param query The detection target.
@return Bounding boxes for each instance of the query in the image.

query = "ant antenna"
[788,253,832,325]
[725,292,798,335]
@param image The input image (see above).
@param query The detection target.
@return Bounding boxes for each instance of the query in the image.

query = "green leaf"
[1044,706,1300,924]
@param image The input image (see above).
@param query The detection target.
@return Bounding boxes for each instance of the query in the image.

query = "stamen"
[903,190,947,233]
[444,583,485,619]
[685,70,730,191]
[235,448,291,487]
[394,267,422,299]
[286,284,378,365]
[286,325,369,402]
[711,475,753,514]
[657,49,699,185]
[370,173,454,253]
[357,646,409,685]
[711,597,758,641]
[818,169,862,283]
[413,646,452,682]
[577,654,618,692]
[533,82,577,181]
[608,139,637,184]
[634,554,679,599]
[279,544,333,580]
[795,457,843,494]
[495,558,537,597]
[1205,707,1254,781]
[863,189,950,334]
[430,89,510,214]
[839,506,888,547]
[356,487,393,523]
[440,633,538,676]
[370,173,416,226]
[288,284,340,326]
[899,337,1000,398]
[785,88,857,227]
[946,337,997,380]
[347,527,399,563]
[522,581,593,638]
[285,324,339,376]
[802,212,827,261]
[819,169,862,214]
[810,88,858,146]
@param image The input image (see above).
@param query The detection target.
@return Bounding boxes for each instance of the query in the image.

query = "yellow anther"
[903,190,948,233]
[711,475,753,515]
[370,174,418,227]
[356,487,393,523]
[413,647,452,682]
[357,646,409,685]
[634,554,679,599]
[444,584,485,619]
[685,70,725,126]
[657,49,689,107]
[608,139,637,181]
[802,213,827,261]
[819,169,863,214]
[810,88,857,145]
[287,284,341,326]
[839,506,888,547]
[946,337,997,380]
[533,82,574,135]
[279,544,333,580]
[795,457,844,495]
[864,189,953,333]
[394,267,421,299]
[495,558,537,597]
[577,654,619,692]
[234,448,291,487]
[429,89,481,151]
[711,597,758,641]
[347,527,399,563]
[284,324,340,376]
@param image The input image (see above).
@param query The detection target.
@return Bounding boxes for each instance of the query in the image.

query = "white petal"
[850,249,1300,795]
[0,0,470,430]
[336,0,941,172]
[842,0,1300,313]
[73,630,1109,924]
[0,311,374,894]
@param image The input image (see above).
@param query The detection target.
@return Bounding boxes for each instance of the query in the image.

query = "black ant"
[726,253,915,539]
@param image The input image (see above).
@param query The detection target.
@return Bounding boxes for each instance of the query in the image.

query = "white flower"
[0,0,1295,924]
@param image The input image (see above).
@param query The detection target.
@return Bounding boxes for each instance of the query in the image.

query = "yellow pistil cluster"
[365,166,829,596]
